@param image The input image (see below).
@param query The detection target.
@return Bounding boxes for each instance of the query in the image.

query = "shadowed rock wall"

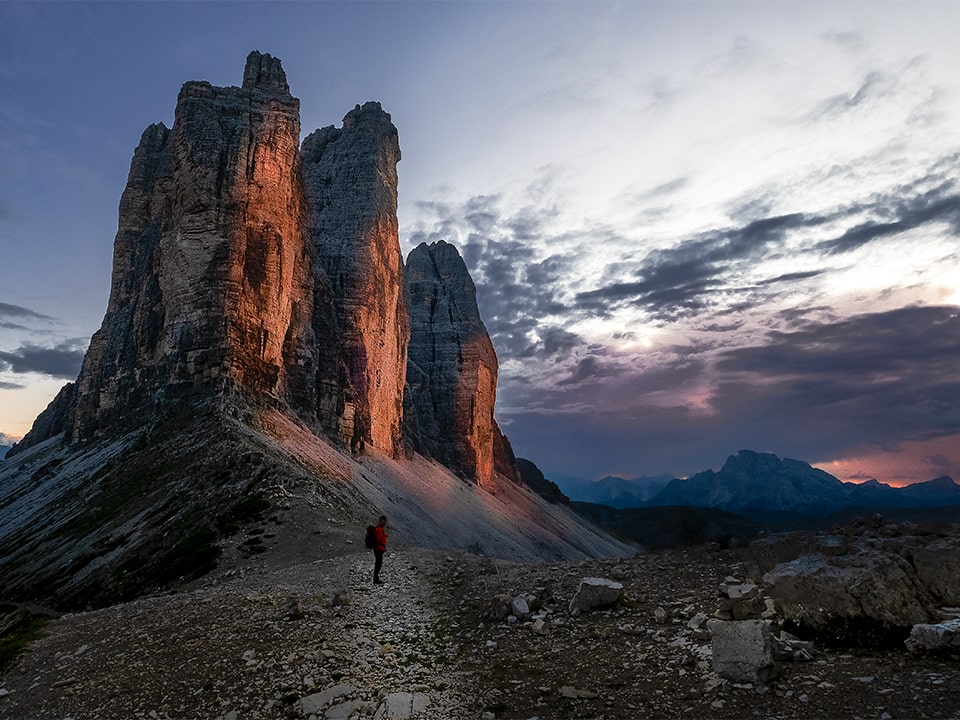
[301,103,408,455]
[404,240,516,485]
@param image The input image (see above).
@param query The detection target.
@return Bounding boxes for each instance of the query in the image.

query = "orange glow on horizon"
[817,433,960,487]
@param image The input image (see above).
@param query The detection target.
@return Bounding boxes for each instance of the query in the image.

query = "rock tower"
[11,51,514,485]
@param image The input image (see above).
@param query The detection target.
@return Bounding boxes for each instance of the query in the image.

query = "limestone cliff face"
[0,51,567,611]
[70,51,317,441]
[404,241,516,486]
[14,52,515,482]
[301,103,409,455]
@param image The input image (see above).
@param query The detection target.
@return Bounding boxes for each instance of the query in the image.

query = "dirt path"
[0,549,472,719]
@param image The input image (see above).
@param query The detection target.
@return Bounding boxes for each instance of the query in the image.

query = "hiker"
[372,515,388,584]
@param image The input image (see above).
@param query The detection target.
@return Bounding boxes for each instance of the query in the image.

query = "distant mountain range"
[0,446,11,461]
[546,450,960,524]
[646,450,960,521]
[549,472,674,508]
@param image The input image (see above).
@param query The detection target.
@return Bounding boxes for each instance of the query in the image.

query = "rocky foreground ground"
[3,536,960,720]
[2,506,960,720]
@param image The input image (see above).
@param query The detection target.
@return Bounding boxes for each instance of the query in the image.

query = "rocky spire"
[12,52,517,484]
[242,51,290,94]
[403,240,516,486]
[301,102,409,455]
[66,53,315,441]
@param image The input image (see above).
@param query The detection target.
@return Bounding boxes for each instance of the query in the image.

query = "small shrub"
[0,613,51,674]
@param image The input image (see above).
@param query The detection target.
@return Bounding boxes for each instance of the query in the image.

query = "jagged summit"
[342,101,391,128]
[241,50,290,93]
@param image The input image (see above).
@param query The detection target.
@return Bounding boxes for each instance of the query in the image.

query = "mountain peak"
[242,50,289,94]
[0,51,547,609]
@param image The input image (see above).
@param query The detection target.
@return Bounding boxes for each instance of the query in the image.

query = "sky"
[1,1,959,486]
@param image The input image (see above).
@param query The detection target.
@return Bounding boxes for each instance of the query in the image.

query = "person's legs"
[373,549,384,583]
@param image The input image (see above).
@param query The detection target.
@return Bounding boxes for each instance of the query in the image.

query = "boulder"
[488,594,515,621]
[763,549,938,638]
[722,582,765,620]
[531,618,550,635]
[375,692,430,719]
[905,619,960,654]
[569,577,623,614]
[707,619,777,683]
[511,595,531,620]
[300,683,355,716]
[909,536,960,605]
[817,534,849,556]
[773,630,817,662]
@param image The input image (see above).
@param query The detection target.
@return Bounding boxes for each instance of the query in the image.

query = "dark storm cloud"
[410,193,592,364]
[576,163,960,324]
[0,340,86,379]
[0,381,25,390]
[712,305,960,447]
[757,270,826,286]
[504,306,960,481]
[818,192,960,255]
[922,452,957,479]
[576,257,721,319]
[501,350,706,419]
[575,211,821,321]
[557,355,619,387]
[0,302,55,322]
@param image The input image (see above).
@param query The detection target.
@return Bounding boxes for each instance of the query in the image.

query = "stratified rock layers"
[404,240,507,486]
[12,51,516,484]
[301,103,408,455]
[71,52,317,441]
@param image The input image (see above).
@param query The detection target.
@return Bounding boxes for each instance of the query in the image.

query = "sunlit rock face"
[70,51,317,441]
[404,241,515,486]
[13,52,513,478]
[301,103,409,455]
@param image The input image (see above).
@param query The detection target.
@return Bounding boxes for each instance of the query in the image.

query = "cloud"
[0,431,20,445]
[574,211,823,321]
[818,190,960,255]
[712,305,960,449]
[0,381,26,390]
[822,30,867,53]
[503,305,960,481]
[557,355,618,387]
[0,302,55,322]
[0,339,86,379]
[810,70,893,120]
